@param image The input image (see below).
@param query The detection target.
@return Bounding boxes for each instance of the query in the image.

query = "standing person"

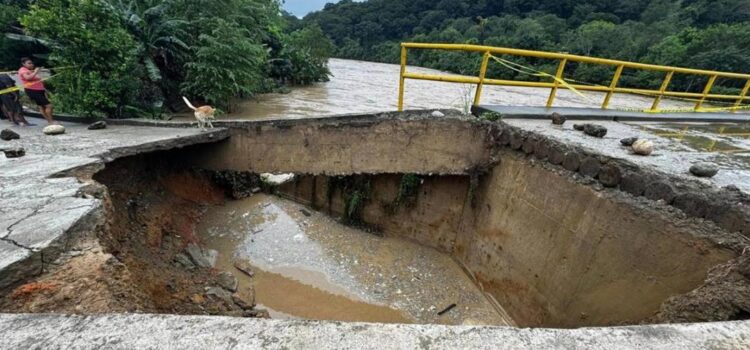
[0,73,32,126]
[18,57,55,124]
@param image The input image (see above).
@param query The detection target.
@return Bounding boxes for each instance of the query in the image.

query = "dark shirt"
[0,74,15,89]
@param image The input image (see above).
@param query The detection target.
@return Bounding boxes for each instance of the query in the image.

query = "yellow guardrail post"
[732,79,750,113]
[473,51,491,106]
[398,45,408,112]
[602,65,624,109]
[695,75,718,111]
[546,59,568,108]
[650,71,675,112]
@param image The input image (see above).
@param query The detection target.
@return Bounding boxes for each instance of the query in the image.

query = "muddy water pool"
[196,193,512,325]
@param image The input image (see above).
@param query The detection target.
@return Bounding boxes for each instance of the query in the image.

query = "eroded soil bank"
[0,152,261,318]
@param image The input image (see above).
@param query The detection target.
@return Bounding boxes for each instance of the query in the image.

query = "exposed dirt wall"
[278,154,743,328]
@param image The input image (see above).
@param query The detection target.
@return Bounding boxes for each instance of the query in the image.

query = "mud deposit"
[197,194,511,325]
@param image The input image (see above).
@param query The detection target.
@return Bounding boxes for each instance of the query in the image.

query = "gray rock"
[573,124,585,131]
[217,271,239,292]
[632,139,654,156]
[690,162,719,178]
[205,287,234,307]
[204,249,218,268]
[174,253,195,269]
[3,147,25,158]
[431,111,445,118]
[0,129,20,141]
[185,244,212,268]
[43,124,66,135]
[620,137,639,146]
[88,121,107,130]
[232,293,255,310]
[550,113,566,125]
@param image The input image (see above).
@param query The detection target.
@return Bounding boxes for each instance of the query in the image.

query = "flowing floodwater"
[221,58,708,120]
[197,193,512,325]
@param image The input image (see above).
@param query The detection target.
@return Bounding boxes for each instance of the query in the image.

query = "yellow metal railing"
[397,43,750,114]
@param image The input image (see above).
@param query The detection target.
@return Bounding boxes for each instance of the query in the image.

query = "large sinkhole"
[1,142,747,329]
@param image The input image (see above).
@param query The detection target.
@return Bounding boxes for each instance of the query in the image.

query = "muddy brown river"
[197,194,513,325]
[217,58,703,120]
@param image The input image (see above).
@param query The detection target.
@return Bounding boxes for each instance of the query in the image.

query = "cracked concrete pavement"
[0,121,229,290]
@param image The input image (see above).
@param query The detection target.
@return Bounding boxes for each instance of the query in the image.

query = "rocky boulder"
[43,124,66,135]
[0,129,20,141]
[88,121,107,130]
[690,162,719,178]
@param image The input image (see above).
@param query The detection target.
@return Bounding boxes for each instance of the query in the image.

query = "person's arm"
[19,68,40,81]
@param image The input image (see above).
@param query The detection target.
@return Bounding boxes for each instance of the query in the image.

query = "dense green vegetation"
[1,0,333,117]
[298,0,750,95]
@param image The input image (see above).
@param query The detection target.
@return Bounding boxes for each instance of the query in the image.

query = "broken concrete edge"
[96,128,231,161]
[0,313,748,350]
[483,120,750,249]
[0,128,230,292]
[106,109,471,129]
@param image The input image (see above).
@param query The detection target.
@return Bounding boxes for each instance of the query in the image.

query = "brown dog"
[183,96,215,130]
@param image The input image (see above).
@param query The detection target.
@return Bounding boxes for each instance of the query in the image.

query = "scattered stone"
[174,253,195,269]
[242,309,270,318]
[632,139,654,156]
[620,137,639,146]
[43,124,66,135]
[88,121,107,130]
[3,147,25,158]
[431,110,445,118]
[204,249,218,268]
[598,164,622,187]
[232,294,254,310]
[205,287,234,307]
[583,124,608,138]
[0,129,20,141]
[217,271,239,292]
[572,124,607,138]
[186,244,212,268]
[234,260,255,277]
[550,113,566,125]
[689,162,719,178]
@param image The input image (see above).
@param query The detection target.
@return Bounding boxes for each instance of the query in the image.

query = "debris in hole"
[438,303,457,316]
[261,173,295,185]
[185,244,217,268]
[690,162,719,178]
[217,271,239,292]
[234,260,255,277]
